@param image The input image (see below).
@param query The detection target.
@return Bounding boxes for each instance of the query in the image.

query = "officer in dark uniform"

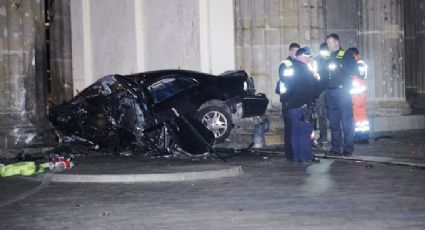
[282,47,321,164]
[275,43,300,160]
[315,42,331,145]
[324,34,359,156]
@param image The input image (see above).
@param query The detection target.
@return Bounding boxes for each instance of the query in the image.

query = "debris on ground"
[0,161,49,177]
[0,153,75,177]
[49,156,74,171]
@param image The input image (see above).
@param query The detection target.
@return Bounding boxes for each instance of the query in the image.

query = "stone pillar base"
[0,112,55,149]
[0,110,54,150]
[366,99,411,117]
[0,126,55,149]
[409,93,425,111]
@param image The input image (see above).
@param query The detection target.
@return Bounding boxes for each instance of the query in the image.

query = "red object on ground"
[50,156,73,170]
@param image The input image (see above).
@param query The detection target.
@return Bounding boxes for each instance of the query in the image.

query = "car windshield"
[148,77,198,104]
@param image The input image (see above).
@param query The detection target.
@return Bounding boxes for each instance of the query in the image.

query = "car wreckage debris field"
[1,150,425,230]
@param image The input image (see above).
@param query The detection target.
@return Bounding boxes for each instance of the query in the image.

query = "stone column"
[411,0,425,96]
[324,0,360,48]
[404,0,425,111]
[0,0,52,148]
[358,0,411,116]
[235,0,325,108]
[404,0,417,99]
[49,0,73,104]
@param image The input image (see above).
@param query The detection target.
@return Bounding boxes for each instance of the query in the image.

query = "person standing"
[276,43,300,160]
[315,42,331,145]
[347,47,369,143]
[324,34,359,156]
[282,47,321,164]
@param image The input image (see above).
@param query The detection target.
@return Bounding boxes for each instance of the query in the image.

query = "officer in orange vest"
[347,47,369,143]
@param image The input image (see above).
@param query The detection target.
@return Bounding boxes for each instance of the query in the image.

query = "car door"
[146,75,202,122]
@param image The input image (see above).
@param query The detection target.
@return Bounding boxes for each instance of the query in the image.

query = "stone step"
[369,114,425,133]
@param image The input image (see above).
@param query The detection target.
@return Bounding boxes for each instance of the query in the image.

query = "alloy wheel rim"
[201,111,228,138]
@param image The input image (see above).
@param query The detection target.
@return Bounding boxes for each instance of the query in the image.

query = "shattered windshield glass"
[148,77,198,104]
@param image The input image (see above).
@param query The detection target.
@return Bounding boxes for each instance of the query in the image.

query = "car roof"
[116,69,248,86]
[124,69,214,79]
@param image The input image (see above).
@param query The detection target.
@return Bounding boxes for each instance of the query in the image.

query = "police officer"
[315,42,331,145]
[282,47,321,164]
[324,34,359,156]
[275,43,300,160]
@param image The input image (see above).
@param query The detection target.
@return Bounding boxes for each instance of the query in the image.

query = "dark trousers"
[316,91,328,140]
[289,107,314,162]
[282,109,293,159]
[325,88,354,154]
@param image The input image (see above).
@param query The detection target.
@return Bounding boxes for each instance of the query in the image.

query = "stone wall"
[324,0,359,48]
[358,0,410,116]
[235,0,325,109]
[143,0,201,71]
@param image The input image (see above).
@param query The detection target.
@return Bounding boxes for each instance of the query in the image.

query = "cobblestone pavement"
[1,151,425,230]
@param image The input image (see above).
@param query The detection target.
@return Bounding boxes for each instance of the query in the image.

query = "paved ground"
[1,130,425,229]
[356,130,425,160]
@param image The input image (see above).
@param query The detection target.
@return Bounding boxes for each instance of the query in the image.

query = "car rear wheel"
[198,106,232,143]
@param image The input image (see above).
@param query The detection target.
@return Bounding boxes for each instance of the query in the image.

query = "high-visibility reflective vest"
[319,50,331,59]
[336,50,346,59]
[278,59,294,94]
[350,60,368,95]
[328,50,346,71]
[357,60,367,79]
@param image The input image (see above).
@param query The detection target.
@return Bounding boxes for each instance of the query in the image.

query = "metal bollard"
[252,118,269,148]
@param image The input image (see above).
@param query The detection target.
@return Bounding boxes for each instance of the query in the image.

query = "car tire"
[198,106,233,143]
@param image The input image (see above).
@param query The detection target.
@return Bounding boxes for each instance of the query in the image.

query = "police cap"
[295,47,313,57]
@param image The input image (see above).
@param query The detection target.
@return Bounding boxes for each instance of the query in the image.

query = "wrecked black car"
[49,70,268,155]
